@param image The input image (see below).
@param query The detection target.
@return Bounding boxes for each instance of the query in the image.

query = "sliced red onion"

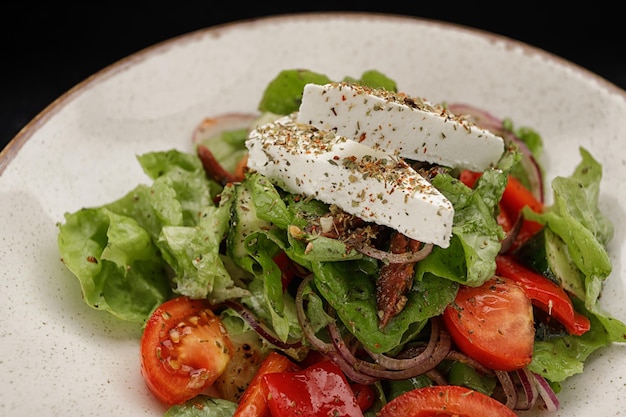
[191,113,258,144]
[425,368,448,386]
[365,318,441,370]
[445,350,495,377]
[222,300,303,349]
[298,273,452,383]
[324,348,379,385]
[295,274,334,354]
[514,367,538,410]
[533,372,560,411]
[352,241,434,264]
[328,316,451,380]
[495,370,518,409]
[296,276,386,383]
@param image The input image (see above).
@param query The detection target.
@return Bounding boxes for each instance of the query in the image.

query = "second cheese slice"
[245,114,454,248]
[297,83,504,172]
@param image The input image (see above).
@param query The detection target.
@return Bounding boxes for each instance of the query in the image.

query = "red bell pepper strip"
[501,175,543,215]
[233,351,300,417]
[460,170,544,249]
[501,175,544,243]
[459,170,544,217]
[496,254,590,336]
[261,359,365,417]
[460,170,514,234]
[496,203,516,235]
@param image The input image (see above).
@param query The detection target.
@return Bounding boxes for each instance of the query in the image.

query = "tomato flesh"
[140,296,234,405]
[214,329,269,403]
[233,351,300,417]
[443,277,534,371]
[351,383,375,412]
[378,385,517,417]
[496,254,590,335]
[261,359,364,417]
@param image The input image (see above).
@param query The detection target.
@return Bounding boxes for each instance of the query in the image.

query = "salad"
[57,69,626,416]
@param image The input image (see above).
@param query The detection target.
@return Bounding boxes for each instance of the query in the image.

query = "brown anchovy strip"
[197,143,246,186]
[300,207,433,329]
[376,232,424,328]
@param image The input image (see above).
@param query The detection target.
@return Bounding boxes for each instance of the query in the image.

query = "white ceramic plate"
[1,12,624,416]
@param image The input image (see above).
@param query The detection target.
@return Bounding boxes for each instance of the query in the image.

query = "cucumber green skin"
[513,228,585,299]
[514,230,554,280]
[227,182,272,264]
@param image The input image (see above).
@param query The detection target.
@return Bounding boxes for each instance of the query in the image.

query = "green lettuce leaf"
[195,126,250,175]
[529,297,625,382]
[415,147,519,287]
[258,68,397,115]
[57,149,233,322]
[258,69,333,115]
[525,147,613,308]
[164,396,237,417]
[297,253,457,353]
[341,69,398,91]
[57,202,171,322]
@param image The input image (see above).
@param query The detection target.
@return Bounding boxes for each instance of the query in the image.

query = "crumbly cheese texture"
[297,82,505,171]
[245,114,454,248]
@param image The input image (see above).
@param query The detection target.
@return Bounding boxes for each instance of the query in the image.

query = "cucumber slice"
[226,180,272,270]
[514,228,585,300]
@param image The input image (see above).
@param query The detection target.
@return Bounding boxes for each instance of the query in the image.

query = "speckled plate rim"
[4,12,625,171]
[1,12,624,417]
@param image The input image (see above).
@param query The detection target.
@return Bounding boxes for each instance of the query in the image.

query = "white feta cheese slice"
[297,82,505,172]
[245,114,454,248]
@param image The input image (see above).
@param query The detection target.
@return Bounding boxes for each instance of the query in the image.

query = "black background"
[2,3,624,152]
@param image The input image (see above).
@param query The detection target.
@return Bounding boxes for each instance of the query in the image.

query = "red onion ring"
[445,350,495,377]
[296,274,452,382]
[352,241,434,264]
[495,370,518,409]
[295,274,335,354]
[425,368,448,386]
[364,318,441,370]
[328,315,451,380]
[191,113,257,144]
[533,372,560,411]
[514,367,539,410]
[324,350,379,385]
[222,299,303,349]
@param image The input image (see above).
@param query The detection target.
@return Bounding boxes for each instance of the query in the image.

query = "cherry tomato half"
[377,385,517,417]
[496,254,590,335]
[443,276,535,371]
[140,296,234,405]
[214,328,270,403]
